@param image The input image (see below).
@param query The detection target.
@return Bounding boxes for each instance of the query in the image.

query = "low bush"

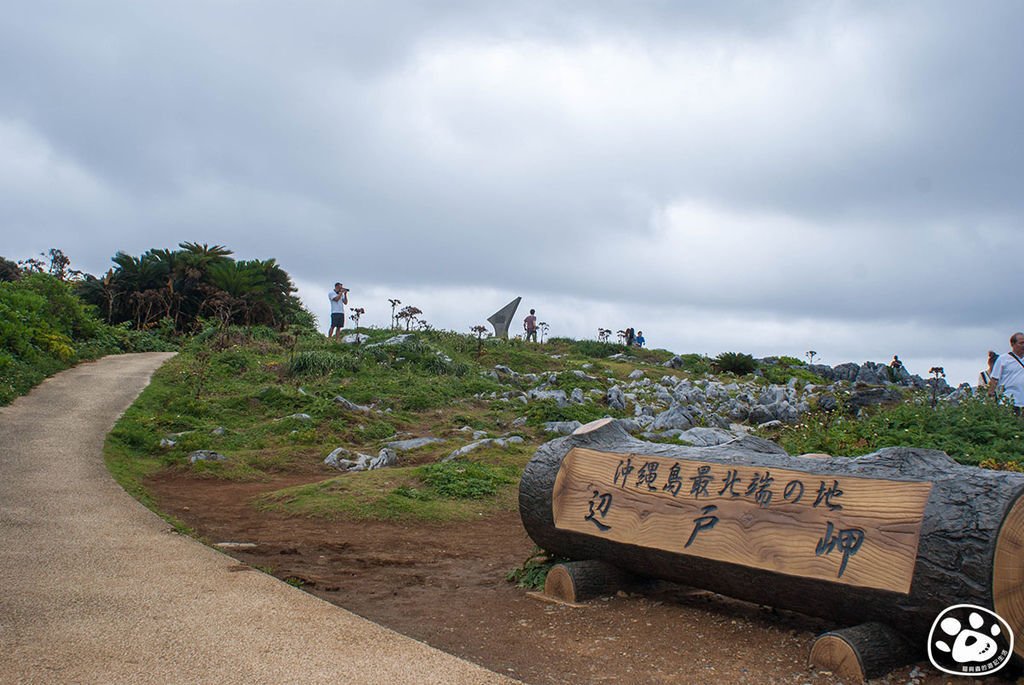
[712,351,757,375]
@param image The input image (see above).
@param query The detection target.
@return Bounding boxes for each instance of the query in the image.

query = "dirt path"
[148,471,1005,685]
[0,354,514,684]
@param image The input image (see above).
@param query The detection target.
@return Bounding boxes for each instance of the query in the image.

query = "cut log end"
[544,560,631,603]
[809,623,915,683]
[809,635,865,683]
[572,417,615,436]
[994,493,1024,660]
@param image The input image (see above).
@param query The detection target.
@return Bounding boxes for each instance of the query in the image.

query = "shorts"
[331,312,345,328]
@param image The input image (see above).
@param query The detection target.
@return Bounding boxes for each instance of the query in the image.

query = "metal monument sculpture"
[487,297,521,339]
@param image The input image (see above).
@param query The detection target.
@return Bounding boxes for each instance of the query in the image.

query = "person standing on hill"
[524,309,538,342]
[635,331,645,348]
[989,332,1024,415]
[328,282,349,339]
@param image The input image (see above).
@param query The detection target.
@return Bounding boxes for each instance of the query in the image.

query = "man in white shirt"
[988,332,1024,415]
[328,283,349,339]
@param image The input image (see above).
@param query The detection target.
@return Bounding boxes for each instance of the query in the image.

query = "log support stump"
[808,623,916,683]
[543,559,633,603]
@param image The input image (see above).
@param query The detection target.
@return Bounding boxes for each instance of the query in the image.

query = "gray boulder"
[543,421,582,435]
[570,388,585,404]
[365,334,414,347]
[385,437,445,451]
[748,405,775,425]
[528,388,569,407]
[283,413,312,422]
[189,450,227,464]
[677,427,739,447]
[606,386,626,411]
[831,363,860,382]
[662,356,684,369]
[855,362,887,385]
[847,386,903,413]
[334,395,373,413]
[443,436,525,461]
[651,404,695,431]
[325,447,398,471]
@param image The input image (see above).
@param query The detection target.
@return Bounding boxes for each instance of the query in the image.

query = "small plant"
[597,328,611,343]
[506,547,564,590]
[712,351,757,375]
[806,350,817,365]
[538,322,549,344]
[397,305,422,331]
[388,298,401,329]
[471,324,490,358]
[929,366,946,408]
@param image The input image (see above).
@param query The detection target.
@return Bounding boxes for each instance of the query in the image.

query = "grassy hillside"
[0,273,175,404]
[105,324,1024,528]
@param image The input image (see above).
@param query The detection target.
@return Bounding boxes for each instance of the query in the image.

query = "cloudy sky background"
[3,1,1021,385]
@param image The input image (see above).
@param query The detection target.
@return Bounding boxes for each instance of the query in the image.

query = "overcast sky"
[3,1,1021,385]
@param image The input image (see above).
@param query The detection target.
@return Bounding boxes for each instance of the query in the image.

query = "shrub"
[525,399,614,425]
[712,352,757,375]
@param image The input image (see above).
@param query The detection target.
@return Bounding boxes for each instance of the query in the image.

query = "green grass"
[762,394,1024,466]
[256,460,522,522]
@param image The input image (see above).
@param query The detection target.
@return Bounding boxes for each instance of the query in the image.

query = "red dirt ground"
[145,472,1010,685]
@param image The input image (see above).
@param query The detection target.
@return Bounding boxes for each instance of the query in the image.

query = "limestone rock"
[189,450,227,464]
[606,386,626,411]
[443,436,525,461]
[528,388,569,407]
[543,421,582,435]
[385,437,445,451]
[334,395,373,413]
[676,427,740,447]
[651,404,694,431]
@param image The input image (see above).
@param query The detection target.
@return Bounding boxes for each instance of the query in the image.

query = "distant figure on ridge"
[888,354,904,382]
[625,327,635,347]
[328,282,349,339]
[635,331,645,348]
[989,332,1024,416]
[524,309,538,343]
[980,350,999,387]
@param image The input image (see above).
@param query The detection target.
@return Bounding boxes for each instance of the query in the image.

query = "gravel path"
[0,353,516,684]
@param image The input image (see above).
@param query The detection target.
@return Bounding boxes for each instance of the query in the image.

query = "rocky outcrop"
[325,447,398,471]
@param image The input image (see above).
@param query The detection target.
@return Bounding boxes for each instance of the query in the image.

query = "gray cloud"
[2,1,1021,384]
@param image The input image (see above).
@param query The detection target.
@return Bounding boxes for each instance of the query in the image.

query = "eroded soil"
[146,472,1010,685]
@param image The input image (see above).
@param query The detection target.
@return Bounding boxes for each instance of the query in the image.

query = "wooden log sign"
[552,446,932,594]
[519,418,1024,657]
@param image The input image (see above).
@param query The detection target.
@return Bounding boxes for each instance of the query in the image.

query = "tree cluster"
[74,242,313,332]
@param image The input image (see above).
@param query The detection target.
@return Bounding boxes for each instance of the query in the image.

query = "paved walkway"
[0,353,517,684]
